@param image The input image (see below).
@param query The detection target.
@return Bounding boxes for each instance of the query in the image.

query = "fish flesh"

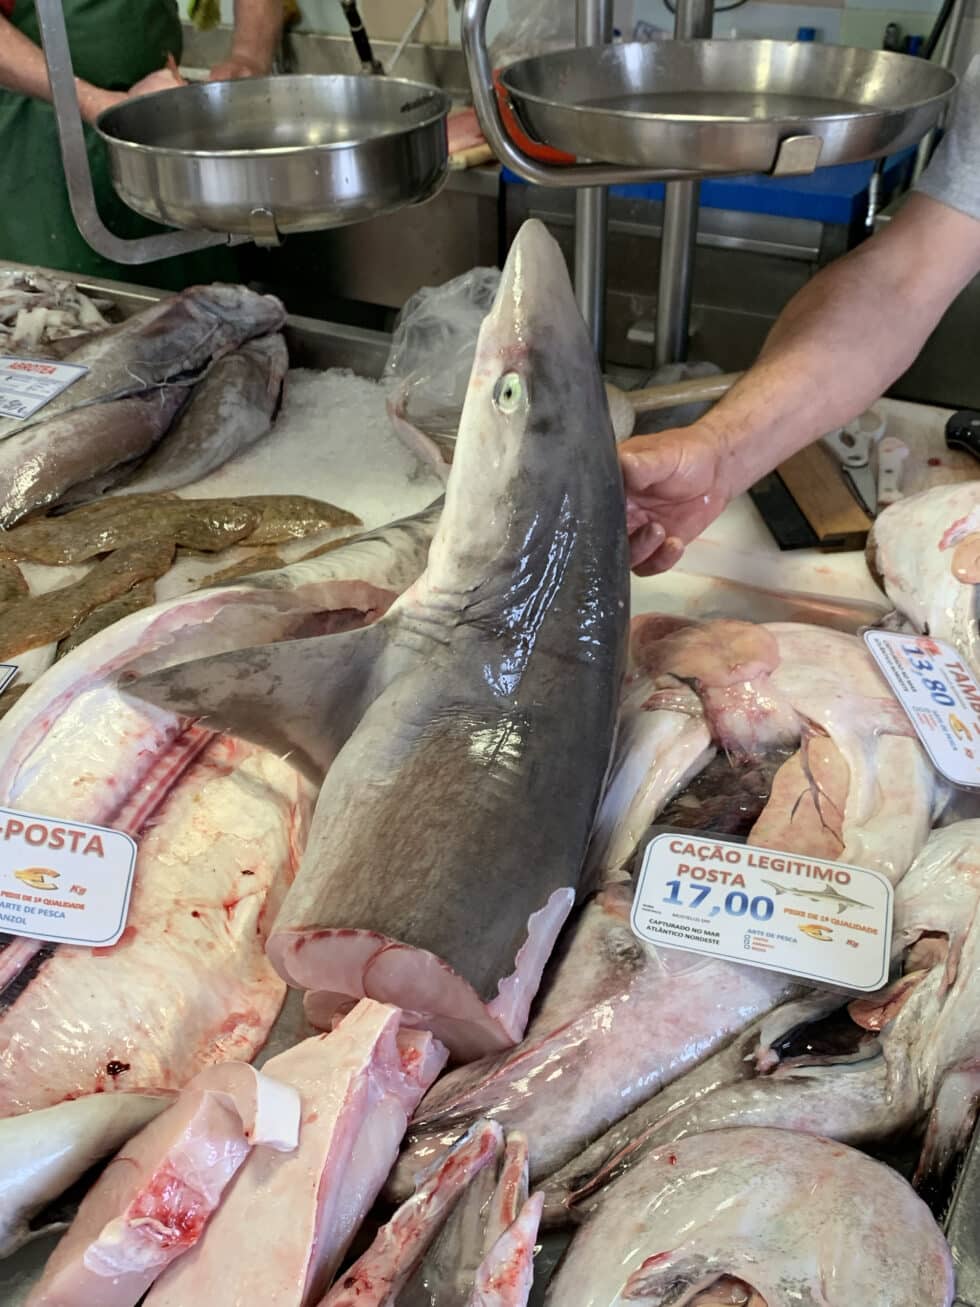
[26,1063,300,1307]
[398,1133,539,1307]
[388,882,797,1199]
[0,494,359,566]
[0,538,174,663]
[589,615,944,886]
[317,1120,504,1307]
[0,506,437,1229]
[127,220,629,1062]
[465,1192,542,1307]
[544,1127,954,1306]
[548,822,980,1214]
[0,731,307,1117]
[145,1002,446,1307]
[0,285,285,525]
[121,333,288,495]
[0,1094,169,1258]
[868,481,980,673]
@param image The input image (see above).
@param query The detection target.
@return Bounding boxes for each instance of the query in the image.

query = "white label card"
[0,665,18,695]
[632,834,893,992]
[865,631,980,790]
[0,807,137,948]
[0,356,88,422]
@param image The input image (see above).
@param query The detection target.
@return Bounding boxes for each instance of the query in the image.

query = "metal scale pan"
[499,39,955,176]
[95,74,451,244]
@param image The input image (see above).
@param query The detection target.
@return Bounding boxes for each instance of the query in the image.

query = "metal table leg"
[655,0,714,367]
[574,0,613,358]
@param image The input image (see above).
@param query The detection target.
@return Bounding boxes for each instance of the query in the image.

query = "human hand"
[76,81,127,124]
[619,421,734,575]
[208,54,267,80]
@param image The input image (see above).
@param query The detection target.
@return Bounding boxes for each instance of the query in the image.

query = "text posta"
[0,815,105,857]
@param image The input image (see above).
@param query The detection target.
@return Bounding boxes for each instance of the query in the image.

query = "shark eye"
[493,371,525,414]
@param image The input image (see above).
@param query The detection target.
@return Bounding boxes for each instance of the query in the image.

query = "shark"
[762,879,871,915]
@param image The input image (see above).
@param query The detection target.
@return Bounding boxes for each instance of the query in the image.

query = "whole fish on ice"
[120,332,288,495]
[128,219,630,1061]
[545,1127,954,1307]
[867,481,980,673]
[0,285,285,525]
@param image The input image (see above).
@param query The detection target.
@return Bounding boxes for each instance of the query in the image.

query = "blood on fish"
[128,1163,209,1248]
[928,457,942,467]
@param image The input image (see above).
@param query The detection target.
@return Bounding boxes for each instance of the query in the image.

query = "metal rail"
[34,0,231,264]
[573,0,614,357]
[656,0,715,366]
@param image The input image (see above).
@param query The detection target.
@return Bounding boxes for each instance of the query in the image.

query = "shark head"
[424,219,625,599]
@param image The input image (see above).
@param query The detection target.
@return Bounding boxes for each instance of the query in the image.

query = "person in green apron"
[0,0,283,289]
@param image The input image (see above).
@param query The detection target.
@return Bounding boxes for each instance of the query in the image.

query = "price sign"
[632,834,893,992]
[865,631,980,789]
[0,356,88,422]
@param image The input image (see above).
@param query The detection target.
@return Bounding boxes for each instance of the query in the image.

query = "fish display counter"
[0,239,978,1307]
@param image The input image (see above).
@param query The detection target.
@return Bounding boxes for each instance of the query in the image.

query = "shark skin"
[125,220,630,1062]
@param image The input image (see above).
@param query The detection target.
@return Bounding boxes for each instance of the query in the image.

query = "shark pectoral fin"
[120,621,389,784]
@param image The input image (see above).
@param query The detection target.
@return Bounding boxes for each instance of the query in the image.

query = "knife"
[945,411,980,463]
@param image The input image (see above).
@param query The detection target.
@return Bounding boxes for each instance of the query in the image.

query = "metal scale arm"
[34,0,234,265]
[460,0,826,363]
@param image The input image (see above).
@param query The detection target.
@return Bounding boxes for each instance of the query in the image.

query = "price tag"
[632,834,893,992]
[0,356,88,422]
[0,807,136,948]
[0,665,18,694]
[865,631,980,789]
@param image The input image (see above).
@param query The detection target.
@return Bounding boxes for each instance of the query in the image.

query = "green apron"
[0,0,238,289]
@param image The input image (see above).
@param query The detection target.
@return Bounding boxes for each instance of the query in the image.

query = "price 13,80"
[663,879,774,922]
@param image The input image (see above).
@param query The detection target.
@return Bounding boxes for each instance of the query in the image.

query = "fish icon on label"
[763,879,870,916]
[14,867,60,891]
[950,714,973,741]
[800,923,834,942]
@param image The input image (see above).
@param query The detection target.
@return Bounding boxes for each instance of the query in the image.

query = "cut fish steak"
[868,481,980,674]
[589,615,943,885]
[317,1119,504,1307]
[544,1127,954,1306]
[0,1094,169,1258]
[145,1000,446,1307]
[388,882,797,1200]
[550,822,980,1214]
[26,1063,300,1307]
[127,220,629,1062]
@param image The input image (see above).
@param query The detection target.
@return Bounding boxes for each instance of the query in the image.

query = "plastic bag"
[489,0,576,68]
[383,267,501,472]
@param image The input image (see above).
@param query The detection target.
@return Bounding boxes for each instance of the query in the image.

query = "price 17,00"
[663,879,774,922]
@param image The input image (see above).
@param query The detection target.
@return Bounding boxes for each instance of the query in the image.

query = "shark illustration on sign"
[763,879,871,916]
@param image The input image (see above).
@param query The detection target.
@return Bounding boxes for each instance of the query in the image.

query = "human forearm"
[701,193,980,499]
[0,15,122,121]
[211,0,282,77]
